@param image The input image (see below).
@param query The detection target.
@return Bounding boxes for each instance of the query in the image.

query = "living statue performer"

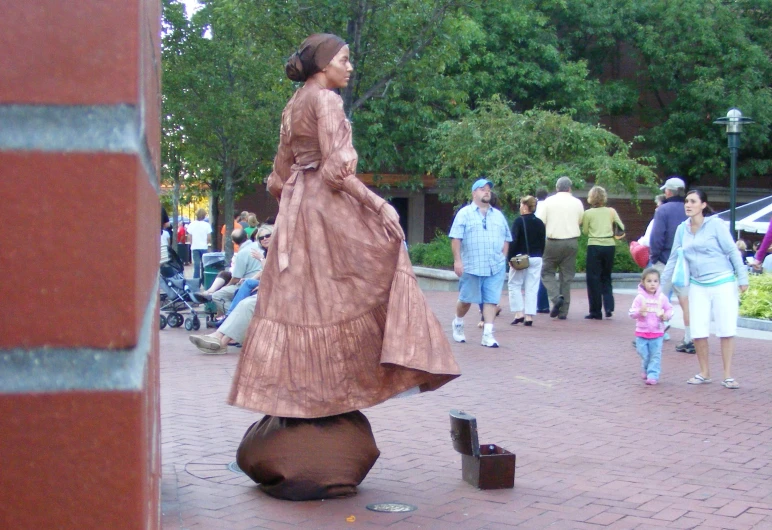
[228,33,460,501]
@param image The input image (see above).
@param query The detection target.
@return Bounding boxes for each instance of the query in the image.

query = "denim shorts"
[458,268,506,305]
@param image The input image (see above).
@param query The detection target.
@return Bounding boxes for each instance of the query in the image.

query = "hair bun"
[285,53,306,82]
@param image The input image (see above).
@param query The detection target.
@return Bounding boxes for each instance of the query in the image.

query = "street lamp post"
[713,108,753,239]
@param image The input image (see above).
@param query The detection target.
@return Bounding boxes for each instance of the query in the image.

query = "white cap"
[660,177,685,191]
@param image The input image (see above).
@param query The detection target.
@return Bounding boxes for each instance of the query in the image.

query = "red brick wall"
[0,1,161,528]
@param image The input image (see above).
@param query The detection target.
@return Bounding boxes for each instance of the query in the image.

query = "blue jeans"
[537,281,549,311]
[636,336,663,380]
[191,249,207,279]
[226,279,259,316]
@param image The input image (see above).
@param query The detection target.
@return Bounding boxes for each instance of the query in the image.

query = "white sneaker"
[481,331,499,348]
[452,319,466,343]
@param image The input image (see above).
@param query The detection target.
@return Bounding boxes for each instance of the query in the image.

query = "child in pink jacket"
[629,268,674,385]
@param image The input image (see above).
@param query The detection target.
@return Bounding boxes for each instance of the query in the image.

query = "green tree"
[551,0,772,184]
[162,0,290,260]
[428,97,658,204]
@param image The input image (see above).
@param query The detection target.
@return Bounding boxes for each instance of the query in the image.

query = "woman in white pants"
[507,196,546,326]
[661,189,749,389]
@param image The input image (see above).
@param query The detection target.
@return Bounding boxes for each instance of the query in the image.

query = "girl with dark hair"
[226,34,460,500]
[661,190,748,389]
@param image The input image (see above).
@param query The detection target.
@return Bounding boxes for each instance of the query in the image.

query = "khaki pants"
[540,238,578,317]
[211,284,239,314]
[219,294,257,343]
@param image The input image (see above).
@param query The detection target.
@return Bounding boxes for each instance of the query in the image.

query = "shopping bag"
[672,225,689,288]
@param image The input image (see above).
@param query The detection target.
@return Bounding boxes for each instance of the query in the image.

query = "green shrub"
[409,232,454,269]
[575,234,641,273]
[410,231,642,272]
[740,274,772,321]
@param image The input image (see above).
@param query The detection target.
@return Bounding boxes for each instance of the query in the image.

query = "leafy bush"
[575,234,641,273]
[410,230,641,273]
[740,274,772,321]
[409,232,454,269]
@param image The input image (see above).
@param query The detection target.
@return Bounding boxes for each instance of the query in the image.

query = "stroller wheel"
[184,317,194,331]
[160,315,167,330]
[192,317,201,331]
[168,313,183,328]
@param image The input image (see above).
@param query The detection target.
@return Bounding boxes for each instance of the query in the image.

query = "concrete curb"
[737,317,772,332]
[413,266,642,292]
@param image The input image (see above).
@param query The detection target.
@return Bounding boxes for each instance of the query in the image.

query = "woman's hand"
[250,248,265,262]
[739,284,749,294]
[380,203,405,242]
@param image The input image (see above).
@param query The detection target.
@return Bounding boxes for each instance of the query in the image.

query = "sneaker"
[675,340,695,353]
[452,319,466,343]
[641,372,647,380]
[481,331,499,348]
[645,378,658,385]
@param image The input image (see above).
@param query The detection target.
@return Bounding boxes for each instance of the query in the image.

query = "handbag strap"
[521,216,530,254]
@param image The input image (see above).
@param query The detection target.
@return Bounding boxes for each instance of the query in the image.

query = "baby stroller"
[159,246,205,331]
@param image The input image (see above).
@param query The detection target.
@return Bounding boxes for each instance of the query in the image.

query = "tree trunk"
[343,0,367,117]
[209,179,221,254]
[172,175,181,252]
[222,165,236,263]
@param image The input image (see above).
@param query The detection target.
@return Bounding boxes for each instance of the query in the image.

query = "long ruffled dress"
[227,82,460,499]
[228,82,460,418]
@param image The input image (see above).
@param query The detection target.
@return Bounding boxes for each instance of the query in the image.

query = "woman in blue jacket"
[662,190,749,389]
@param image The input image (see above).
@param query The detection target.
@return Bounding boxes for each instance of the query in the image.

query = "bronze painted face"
[323,45,353,89]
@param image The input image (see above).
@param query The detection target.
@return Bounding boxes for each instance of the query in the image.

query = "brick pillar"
[0,1,161,529]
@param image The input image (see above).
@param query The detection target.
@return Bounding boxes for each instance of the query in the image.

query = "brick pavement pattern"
[161,290,772,529]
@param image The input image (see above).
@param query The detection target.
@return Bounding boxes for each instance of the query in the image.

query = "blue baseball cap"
[471,178,493,192]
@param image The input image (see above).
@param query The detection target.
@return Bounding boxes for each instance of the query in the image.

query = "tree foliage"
[161,0,772,230]
[428,97,658,204]
[551,0,772,183]
[162,0,290,258]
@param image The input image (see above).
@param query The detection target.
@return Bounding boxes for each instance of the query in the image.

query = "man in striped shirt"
[449,178,512,348]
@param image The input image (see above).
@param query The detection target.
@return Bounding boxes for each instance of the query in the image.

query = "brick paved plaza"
[160,289,772,529]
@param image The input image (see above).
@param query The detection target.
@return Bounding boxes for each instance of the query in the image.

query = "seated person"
[211,228,262,314]
[220,225,272,321]
[189,294,257,354]
[197,271,232,298]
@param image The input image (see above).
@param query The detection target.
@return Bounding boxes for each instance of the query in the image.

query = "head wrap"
[285,33,347,82]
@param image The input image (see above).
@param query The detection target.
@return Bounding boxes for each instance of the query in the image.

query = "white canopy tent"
[717,195,772,234]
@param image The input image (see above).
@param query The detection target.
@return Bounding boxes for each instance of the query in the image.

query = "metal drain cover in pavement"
[227,461,244,474]
[366,502,418,513]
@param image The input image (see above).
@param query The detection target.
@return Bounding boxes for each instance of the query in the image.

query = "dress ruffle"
[227,251,460,418]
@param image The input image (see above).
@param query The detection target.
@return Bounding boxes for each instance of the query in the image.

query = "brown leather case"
[449,409,515,489]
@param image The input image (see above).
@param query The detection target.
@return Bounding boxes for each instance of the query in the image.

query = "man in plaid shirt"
[449,178,512,347]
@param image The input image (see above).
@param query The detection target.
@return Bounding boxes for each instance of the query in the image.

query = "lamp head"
[713,107,753,134]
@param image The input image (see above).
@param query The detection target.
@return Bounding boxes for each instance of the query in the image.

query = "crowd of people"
[448,174,763,390]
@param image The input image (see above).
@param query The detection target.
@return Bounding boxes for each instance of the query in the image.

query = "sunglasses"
[258,234,271,241]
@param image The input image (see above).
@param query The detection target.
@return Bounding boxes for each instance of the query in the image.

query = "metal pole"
[728,132,740,240]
